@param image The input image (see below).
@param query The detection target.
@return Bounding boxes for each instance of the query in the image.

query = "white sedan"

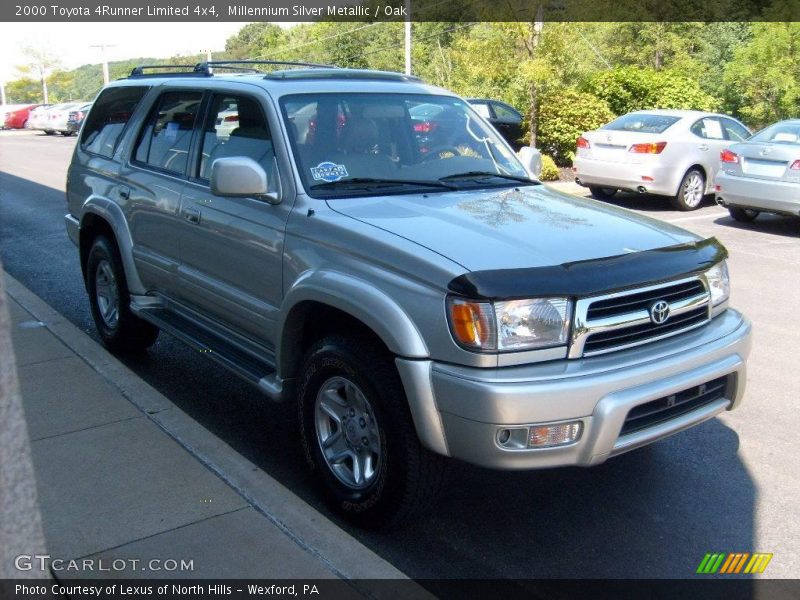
[574,109,751,210]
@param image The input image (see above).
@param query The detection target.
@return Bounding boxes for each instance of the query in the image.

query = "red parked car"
[3,104,41,129]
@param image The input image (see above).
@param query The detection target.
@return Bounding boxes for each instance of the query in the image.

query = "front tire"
[672,168,706,211]
[588,186,617,200]
[298,335,445,527]
[729,207,759,222]
[86,236,158,353]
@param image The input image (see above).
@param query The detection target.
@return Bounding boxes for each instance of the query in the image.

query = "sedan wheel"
[729,207,759,222]
[673,168,705,211]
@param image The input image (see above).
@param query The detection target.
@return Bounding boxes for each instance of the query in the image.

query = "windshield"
[602,113,681,134]
[750,121,800,145]
[280,93,529,198]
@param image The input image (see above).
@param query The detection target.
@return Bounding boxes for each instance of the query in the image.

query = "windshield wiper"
[310,177,457,191]
[438,171,539,185]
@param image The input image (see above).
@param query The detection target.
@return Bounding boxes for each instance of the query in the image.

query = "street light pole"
[89,44,115,85]
[404,0,412,75]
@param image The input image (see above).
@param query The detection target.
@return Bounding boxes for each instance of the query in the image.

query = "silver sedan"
[574,109,751,211]
[715,119,800,222]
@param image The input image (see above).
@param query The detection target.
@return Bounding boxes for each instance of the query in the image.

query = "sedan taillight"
[629,142,667,154]
[720,149,739,163]
[576,136,590,149]
[790,160,800,170]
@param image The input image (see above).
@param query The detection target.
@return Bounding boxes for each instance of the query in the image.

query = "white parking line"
[665,211,727,223]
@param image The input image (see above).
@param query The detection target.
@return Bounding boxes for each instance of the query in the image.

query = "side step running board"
[134,306,285,402]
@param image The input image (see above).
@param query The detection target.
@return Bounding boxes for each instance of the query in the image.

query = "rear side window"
[690,117,725,140]
[80,86,149,158]
[134,91,203,176]
[602,113,681,134]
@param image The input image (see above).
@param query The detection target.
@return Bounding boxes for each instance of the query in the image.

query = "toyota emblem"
[650,300,670,325]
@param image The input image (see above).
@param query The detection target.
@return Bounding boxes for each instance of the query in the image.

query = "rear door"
[123,88,204,294]
[489,101,524,149]
[689,116,729,187]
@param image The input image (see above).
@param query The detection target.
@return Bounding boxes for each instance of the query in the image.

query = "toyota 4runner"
[66,62,752,526]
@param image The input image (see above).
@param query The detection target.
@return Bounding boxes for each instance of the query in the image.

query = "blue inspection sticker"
[311,162,348,183]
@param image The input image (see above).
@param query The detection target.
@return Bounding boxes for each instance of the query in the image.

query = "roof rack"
[129,64,211,78]
[197,60,337,71]
[128,60,336,79]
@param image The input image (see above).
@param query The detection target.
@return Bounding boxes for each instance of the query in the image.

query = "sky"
[0,22,260,83]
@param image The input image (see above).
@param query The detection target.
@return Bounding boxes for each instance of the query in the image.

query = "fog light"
[528,421,582,448]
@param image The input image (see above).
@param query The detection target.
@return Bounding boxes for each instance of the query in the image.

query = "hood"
[327,185,700,272]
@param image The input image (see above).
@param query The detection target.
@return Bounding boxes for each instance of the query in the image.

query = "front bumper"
[397,309,750,469]
[715,171,800,216]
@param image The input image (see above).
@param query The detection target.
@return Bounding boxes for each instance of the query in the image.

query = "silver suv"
[66,62,752,526]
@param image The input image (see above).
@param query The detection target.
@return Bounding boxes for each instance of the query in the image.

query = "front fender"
[278,269,429,374]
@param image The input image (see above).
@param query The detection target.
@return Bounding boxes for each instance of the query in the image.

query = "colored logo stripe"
[697,553,773,574]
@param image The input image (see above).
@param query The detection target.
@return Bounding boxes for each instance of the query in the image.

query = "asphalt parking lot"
[1,129,798,582]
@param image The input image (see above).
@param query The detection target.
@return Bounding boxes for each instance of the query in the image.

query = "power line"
[256,22,385,59]
[344,22,478,63]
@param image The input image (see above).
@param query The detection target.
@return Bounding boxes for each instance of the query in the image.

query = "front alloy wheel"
[94,259,120,329]
[314,376,382,490]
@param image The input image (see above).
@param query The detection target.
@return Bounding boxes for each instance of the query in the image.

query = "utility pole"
[404,0,411,75]
[200,49,213,73]
[89,44,115,85]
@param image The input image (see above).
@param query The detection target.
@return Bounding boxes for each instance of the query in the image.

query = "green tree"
[723,22,800,127]
[584,67,719,115]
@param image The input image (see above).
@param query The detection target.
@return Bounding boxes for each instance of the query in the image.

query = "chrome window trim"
[569,276,710,359]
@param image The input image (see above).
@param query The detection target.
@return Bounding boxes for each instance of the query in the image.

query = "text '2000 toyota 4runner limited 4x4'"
[66,62,751,526]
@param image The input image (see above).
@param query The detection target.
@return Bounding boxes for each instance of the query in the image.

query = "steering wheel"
[420,145,461,162]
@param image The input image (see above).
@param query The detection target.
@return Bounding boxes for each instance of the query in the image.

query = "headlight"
[704,261,730,306]
[447,297,572,352]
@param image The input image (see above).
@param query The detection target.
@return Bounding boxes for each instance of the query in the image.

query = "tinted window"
[134,91,202,175]
[750,122,800,145]
[197,94,280,196]
[603,113,681,134]
[80,86,148,158]
[721,118,750,142]
[493,103,521,121]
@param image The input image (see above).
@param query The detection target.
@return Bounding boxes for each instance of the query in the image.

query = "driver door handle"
[698,144,709,151]
[182,207,201,224]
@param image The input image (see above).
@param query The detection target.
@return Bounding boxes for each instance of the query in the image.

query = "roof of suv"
[116,62,452,98]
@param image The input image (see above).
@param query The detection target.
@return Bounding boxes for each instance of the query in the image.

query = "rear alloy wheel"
[298,335,446,527]
[672,168,706,211]
[86,236,159,353]
[588,186,617,200]
[729,207,759,223]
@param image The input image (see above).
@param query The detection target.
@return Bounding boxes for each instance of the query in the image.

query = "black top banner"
[3,0,800,22]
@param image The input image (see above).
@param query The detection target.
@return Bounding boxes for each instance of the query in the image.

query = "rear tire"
[728,207,759,222]
[672,168,706,211]
[86,236,159,353]
[298,334,446,527]
[588,186,617,200]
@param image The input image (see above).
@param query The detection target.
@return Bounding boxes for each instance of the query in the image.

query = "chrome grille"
[570,276,710,358]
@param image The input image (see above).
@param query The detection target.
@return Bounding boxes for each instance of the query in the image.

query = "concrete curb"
[3,271,411,583]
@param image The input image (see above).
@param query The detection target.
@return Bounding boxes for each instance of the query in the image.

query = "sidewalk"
[3,272,417,588]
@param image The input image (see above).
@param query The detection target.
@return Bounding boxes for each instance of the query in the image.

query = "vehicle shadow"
[714,213,800,238]
[600,191,718,213]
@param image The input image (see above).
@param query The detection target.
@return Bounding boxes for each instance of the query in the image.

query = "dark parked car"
[467,98,525,150]
[66,103,93,135]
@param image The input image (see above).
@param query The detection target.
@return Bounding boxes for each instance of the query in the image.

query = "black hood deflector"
[447,237,727,300]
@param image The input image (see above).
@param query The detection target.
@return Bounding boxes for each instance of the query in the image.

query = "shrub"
[584,67,720,116]
[538,154,560,181]
[536,90,614,166]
